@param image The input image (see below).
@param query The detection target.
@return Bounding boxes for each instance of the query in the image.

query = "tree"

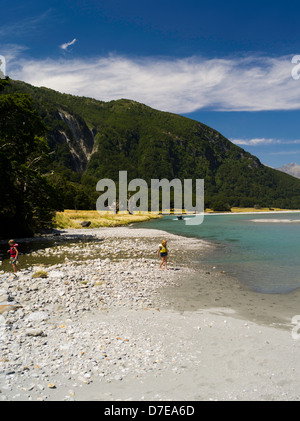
[211,199,231,212]
[0,79,58,238]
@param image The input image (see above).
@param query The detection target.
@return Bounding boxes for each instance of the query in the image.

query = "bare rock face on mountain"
[277,163,300,179]
[48,110,96,172]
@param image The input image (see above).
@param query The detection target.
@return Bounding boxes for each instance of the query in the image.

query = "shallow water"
[0,236,103,273]
[0,233,157,274]
[2,212,300,294]
[135,212,300,294]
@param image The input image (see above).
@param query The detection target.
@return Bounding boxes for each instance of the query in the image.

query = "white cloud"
[6,53,300,113]
[231,138,300,146]
[231,138,281,146]
[60,38,77,51]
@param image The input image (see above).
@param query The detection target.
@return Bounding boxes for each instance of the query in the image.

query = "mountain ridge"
[4,79,300,210]
[277,162,300,179]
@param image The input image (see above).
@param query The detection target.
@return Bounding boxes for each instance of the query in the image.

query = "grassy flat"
[54,210,161,228]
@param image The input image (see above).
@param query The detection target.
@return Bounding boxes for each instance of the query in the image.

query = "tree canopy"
[0,79,59,238]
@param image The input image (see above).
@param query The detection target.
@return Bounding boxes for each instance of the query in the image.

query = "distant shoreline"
[54,208,300,229]
[203,209,300,216]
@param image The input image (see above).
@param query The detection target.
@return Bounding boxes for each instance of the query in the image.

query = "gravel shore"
[0,227,205,401]
[1,226,300,401]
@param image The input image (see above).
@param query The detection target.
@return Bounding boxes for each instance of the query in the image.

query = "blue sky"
[1,0,300,168]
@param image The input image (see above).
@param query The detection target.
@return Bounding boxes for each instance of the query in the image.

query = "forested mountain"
[2,78,300,236]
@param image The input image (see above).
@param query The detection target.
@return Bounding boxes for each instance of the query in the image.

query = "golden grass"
[205,207,297,213]
[231,207,288,213]
[32,270,48,278]
[54,210,161,229]
[54,207,298,229]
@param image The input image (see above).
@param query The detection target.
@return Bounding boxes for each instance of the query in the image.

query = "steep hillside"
[4,79,300,210]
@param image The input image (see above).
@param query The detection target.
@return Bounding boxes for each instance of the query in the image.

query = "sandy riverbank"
[1,226,300,401]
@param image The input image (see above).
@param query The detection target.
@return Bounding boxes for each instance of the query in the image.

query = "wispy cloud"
[231,138,281,146]
[0,10,52,39]
[60,38,77,51]
[231,138,300,146]
[0,44,29,62]
[270,149,300,156]
[7,53,300,113]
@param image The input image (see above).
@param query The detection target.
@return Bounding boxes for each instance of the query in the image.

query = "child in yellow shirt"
[157,240,168,270]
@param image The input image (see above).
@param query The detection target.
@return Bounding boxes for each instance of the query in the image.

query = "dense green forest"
[0,79,60,238]
[1,78,300,237]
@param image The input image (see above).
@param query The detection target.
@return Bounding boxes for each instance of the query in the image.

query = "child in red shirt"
[7,239,19,276]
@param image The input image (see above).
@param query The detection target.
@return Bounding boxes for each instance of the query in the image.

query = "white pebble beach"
[1,226,300,401]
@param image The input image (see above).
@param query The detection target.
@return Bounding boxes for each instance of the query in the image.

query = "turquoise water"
[136,212,300,294]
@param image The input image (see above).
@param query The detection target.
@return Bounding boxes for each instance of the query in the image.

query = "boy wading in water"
[158,240,168,270]
[7,240,19,276]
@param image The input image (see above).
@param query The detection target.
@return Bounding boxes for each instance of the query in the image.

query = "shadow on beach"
[0,230,104,269]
